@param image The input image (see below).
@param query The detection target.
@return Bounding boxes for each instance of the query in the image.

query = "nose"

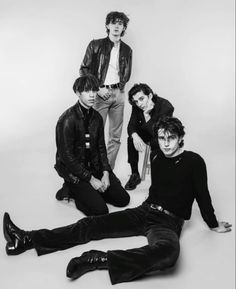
[164,139,169,146]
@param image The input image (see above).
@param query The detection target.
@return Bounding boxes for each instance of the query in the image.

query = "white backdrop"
[0,1,235,289]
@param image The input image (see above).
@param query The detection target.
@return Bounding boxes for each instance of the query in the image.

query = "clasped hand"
[89,172,110,193]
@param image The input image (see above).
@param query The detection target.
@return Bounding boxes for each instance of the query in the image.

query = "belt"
[149,204,179,219]
[100,83,120,89]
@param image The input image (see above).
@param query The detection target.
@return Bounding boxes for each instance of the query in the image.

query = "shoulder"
[154,95,173,107]
[183,151,206,166]
[89,37,107,46]
[57,104,77,125]
[120,40,132,52]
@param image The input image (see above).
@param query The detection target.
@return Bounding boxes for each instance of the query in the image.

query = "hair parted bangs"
[153,116,185,147]
[73,74,99,93]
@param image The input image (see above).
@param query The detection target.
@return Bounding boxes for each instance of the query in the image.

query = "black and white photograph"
[0,0,234,289]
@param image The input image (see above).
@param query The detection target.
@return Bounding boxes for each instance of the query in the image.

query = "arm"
[192,154,231,232]
[142,99,174,136]
[127,107,140,136]
[58,117,92,181]
[79,40,94,76]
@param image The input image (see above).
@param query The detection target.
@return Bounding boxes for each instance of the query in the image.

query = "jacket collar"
[75,101,94,119]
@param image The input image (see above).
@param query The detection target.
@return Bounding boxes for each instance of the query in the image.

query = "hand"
[97,87,111,100]
[132,133,146,152]
[101,171,110,191]
[211,221,232,233]
[143,98,154,121]
[89,176,104,192]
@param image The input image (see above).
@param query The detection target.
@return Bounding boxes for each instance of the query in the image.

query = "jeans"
[93,88,125,170]
[31,202,184,284]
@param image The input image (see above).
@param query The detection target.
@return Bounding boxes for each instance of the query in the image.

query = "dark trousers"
[31,203,184,284]
[66,172,130,216]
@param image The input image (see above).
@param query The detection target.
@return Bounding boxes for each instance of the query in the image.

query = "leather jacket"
[127,95,174,147]
[80,37,132,90]
[55,102,111,182]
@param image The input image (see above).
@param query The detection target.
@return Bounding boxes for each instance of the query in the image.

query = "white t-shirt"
[104,43,120,85]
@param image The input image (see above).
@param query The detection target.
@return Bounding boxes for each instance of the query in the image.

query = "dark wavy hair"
[105,11,130,37]
[153,116,185,148]
[73,74,99,93]
[128,83,156,106]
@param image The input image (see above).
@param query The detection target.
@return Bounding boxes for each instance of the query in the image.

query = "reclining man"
[125,83,174,190]
[3,116,231,285]
[55,74,130,216]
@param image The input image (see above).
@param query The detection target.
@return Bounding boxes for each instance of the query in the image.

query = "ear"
[148,93,153,100]
[75,91,81,98]
[178,136,183,144]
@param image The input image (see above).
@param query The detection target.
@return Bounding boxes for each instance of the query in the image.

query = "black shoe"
[124,173,141,190]
[66,250,107,280]
[56,183,71,201]
[3,212,33,255]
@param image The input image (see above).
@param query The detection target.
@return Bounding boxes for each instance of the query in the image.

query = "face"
[157,129,183,158]
[76,90,97,109]
[106,19,125,37]
[132,91,152,111]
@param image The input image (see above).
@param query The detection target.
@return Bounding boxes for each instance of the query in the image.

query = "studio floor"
[0,142,235,289]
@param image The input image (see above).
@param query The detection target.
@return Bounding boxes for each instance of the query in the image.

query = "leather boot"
[3,212,33,255]
[66,250,108,280]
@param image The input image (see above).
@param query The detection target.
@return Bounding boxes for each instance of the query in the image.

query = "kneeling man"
[55,74,130,215]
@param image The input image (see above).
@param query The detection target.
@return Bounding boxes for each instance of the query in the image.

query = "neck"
[78,99,89,110]
[109,34,121,45]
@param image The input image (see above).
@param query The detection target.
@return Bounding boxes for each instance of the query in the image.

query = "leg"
[107,226,180,284]
[67,181,109,216]
[103,172,130,207]
[3,205,147,256]
[93,94,110,125]
[106,89,125,169]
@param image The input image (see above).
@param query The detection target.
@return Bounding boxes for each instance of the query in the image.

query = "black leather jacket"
[55,102,111,182]
[80,37,132,90]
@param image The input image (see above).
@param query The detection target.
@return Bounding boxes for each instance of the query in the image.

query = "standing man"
[3,117,231,285]
[55,74,130,216]
[79,11,132,170]
[125,83,174,190]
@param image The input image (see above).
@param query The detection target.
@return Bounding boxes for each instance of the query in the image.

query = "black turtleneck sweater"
[146,150,218,228]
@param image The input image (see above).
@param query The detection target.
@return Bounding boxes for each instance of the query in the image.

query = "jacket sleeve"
[192,154,218,228]
[126,48,132,83]
[97,115,111,172]
[127,107,140,136]
[142,99,174,136]
[79,40,94,76]
[58,117,92,181]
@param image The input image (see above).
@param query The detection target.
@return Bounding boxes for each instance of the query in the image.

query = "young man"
[125,83,174,190]
[54,74,130,216]
[3,117,231,285]
[80,11,132,170]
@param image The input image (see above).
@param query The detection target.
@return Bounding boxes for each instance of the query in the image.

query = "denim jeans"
[31,202,184,284]
[93,88,125,170]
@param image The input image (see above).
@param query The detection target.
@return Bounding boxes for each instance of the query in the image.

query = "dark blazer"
[55,102,111,182]
[80,37,132,90]
[127,95,174,145]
